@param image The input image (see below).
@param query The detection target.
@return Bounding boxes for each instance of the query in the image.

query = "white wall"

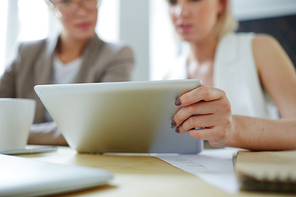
[96,0,120,42]
[120,0,150,81]
[5,0,19,67]
[0,0,8,75]
[232,0,296,21]
[150,0,177,81]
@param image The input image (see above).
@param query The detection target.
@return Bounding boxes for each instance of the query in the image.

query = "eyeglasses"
[45,0,101,18]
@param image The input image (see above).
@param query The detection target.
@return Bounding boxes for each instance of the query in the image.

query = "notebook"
[34,79,204,154]
[0,154,113,196]
[234,150,296,193]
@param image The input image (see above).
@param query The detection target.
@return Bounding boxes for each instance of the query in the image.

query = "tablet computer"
[0,154,112,196]
[34,79,203,154]
[0,146,57,155]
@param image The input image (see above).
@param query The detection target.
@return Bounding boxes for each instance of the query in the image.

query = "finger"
[173,103,211,128]
[187,128,213,141]
[175,86,226,107]
[173,100,226,127]
[177,114,219,134]
[187,128,228,147]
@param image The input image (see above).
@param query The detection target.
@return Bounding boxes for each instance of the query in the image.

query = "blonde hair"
[213,0,238,39]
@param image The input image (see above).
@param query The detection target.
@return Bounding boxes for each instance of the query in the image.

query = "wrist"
[218,115,238,148]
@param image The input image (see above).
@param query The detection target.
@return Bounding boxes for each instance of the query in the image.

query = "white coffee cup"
[0,98,36,150]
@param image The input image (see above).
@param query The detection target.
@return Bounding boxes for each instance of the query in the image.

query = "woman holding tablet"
[0,0,134,146]
[167,0,296,150]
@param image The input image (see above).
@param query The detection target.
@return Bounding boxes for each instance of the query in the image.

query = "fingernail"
[171,120,177,127]
[175,127,180,133]
[175,98,181,106]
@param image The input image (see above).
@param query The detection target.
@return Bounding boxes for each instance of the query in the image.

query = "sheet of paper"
[156,148,239,194]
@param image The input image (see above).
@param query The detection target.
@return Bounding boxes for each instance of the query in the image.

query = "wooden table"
[19,146,294,197]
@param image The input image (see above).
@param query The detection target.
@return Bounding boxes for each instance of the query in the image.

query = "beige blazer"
[0,33,134,145]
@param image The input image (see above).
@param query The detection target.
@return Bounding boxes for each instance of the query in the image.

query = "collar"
[38,32,104,84]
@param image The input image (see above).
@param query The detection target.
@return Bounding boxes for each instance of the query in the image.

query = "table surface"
[19,146,294,197]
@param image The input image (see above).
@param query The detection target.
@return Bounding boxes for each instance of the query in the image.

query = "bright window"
[0,0,8,75]
[96,0,120,42]
[150,0,178,80]
[18,0,49,42]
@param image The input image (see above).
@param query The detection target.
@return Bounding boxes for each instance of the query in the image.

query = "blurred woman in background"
[167,0,296,150]
[0,0,135,145]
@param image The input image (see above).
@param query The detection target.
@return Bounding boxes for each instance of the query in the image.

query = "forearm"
[227,115,296,150]
[28,122,68,146]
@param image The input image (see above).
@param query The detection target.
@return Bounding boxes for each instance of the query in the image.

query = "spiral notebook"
[234,150,296,193]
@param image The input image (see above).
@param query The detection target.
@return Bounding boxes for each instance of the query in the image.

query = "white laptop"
[34,79,204,154]
[0,154,113,196]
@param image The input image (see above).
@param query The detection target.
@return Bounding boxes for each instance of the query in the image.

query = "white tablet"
[0,154,113,196]
[34,79,203,154]
[0,146,57,155]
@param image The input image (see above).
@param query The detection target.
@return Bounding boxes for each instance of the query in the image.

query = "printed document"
[156,148,239,194]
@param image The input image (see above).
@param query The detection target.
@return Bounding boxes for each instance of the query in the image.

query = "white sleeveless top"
[166,33,279,119]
